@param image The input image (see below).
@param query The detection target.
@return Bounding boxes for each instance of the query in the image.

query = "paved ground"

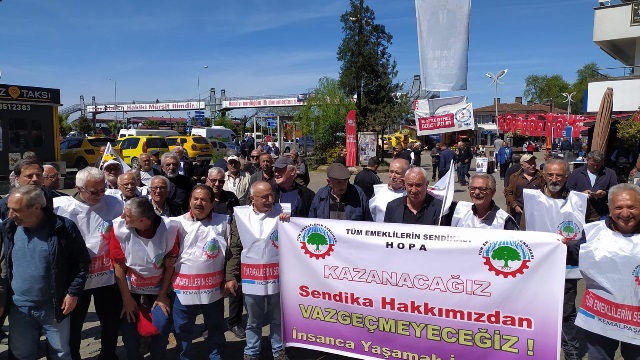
[0,149,604,359]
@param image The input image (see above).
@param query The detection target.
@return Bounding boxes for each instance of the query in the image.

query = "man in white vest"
[575,183,640,359]
[523,159,588,360]
[171,184,238,360]
[228,181,291,360]
[109,197,179,360]
[369,158,409,222]
[451,173,519,230]
[53,167,124,360]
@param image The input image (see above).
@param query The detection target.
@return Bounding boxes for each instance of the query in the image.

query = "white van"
[118,129,179,138]
[190,126,237,145]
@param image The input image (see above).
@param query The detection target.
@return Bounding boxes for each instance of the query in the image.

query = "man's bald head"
[388,159,410,191]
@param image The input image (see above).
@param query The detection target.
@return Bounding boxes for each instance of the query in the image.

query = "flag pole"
[437,160,454,225]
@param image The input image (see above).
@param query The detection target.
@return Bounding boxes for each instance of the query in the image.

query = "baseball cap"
[273,156,294,169]
[150,150,160,156]
[102,160,122,170]
[227,155,240,162]
[326,163,351,179]
[520,154,537,163]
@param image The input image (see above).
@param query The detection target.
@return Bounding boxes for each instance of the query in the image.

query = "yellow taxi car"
[113,135,169,167]
[60,136,116,169]
[166,135,213,162]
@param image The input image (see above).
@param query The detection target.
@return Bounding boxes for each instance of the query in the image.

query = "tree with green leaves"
[141,120,160,129]
[72,115,94,136]
[296,76,355,156]
[58,113,72,137]
[106,121,122,137]
[337,0,400,129]
[524,62,608,114]
[523,74,570,108]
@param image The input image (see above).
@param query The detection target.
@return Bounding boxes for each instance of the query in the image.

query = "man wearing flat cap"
[273,156,315,217]
[504,153,544,229]
[309,163,372,221]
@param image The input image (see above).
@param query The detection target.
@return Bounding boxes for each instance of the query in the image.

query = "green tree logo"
[491,246,521,269]
[307,233,329,252]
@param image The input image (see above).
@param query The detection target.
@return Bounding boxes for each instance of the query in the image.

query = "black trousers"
[585,330,640,360]
[227,284,245,328]
[561,279,587,360]
[70,284,122,360]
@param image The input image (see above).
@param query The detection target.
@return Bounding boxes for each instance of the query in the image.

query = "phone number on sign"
[0,104,31,111]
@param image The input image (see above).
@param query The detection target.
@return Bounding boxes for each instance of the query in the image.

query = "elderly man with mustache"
[451,173,518,230]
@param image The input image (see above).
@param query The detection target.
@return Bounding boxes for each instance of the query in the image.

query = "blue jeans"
[120,294,171,360]
[173,296,226,360]
[244,293,283,359]
[9,303,71,360]
[458,162,470,184]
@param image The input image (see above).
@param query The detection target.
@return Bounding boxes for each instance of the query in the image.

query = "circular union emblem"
[557,221,580,242]
[479,240,533,278]
[203,239,221,259]
[633,265,640,286]
[454,107,472,124]
[269,230,279,249]
[297,224,337,260]
[152,253,165,270]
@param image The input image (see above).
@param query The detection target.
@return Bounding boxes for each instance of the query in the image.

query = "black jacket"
[275,183,315,218]
[0,209,90,322]
[167,174,195,212]
[213,190,240,216]
[383,195,452,226]
[353,168,381,201]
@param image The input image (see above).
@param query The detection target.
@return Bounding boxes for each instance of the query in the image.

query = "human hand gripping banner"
[279,218,566,359]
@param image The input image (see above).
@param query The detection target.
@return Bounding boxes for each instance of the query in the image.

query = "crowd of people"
[0,139,636,360]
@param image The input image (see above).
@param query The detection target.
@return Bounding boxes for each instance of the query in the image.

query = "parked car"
[166,135,213,162]
[113,135,169,167]
[209,140,229,155]
[60,136,116,169]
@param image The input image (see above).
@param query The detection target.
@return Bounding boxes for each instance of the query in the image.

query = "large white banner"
[279,218,566,360]
[415,0,471,91]
[416,99,475,136]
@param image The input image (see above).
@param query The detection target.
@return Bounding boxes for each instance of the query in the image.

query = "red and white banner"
[416,102,474,136]
[87,101,205,113]
[221,97,304,109]
[346,110,357,167]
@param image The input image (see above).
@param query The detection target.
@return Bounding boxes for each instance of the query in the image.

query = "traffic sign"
[195,110,205,115]
[194,114,205,120]
[267,120,276,128]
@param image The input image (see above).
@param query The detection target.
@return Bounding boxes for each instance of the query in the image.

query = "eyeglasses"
[118,183,137,188]
[43,174,59,180]
[207,178,225,184]
[149,186,167,192]
[250,156,259,159]
[468,186,491,194]
[80,187,106,196]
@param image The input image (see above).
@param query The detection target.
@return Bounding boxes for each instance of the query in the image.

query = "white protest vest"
[523,189,587,279]
[575,221,640,345]
[234,203,290,295]
[369,184,405,223]
[53,195,123,289]
[451,201,513,230]
[113,217,178,294]
[171,213,229,305]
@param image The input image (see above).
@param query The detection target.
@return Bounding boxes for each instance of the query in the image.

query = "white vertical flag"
[427,160,455,216]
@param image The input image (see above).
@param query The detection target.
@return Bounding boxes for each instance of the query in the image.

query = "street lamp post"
[165,110,172,130]
[197,65,208,111]
[485,69,508,144]
[108,78,117,124]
